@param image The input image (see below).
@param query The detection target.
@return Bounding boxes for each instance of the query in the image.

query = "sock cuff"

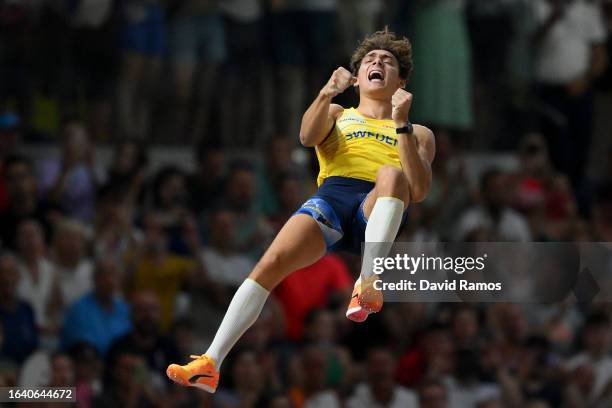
[376,196,405,206]
[244,278,270,295]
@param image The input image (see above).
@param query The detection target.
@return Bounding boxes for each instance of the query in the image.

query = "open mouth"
[368,70,384,83]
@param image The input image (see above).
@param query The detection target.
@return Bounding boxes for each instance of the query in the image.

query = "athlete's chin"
[360,86,394,100]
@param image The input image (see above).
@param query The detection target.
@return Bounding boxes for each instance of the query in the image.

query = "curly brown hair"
[350,28,413,80]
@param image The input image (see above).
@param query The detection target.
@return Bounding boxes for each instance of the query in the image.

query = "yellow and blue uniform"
[315,108,402,186]
[295,108,407,254]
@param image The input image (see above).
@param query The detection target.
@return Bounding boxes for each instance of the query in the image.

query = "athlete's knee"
[249,251,285,289]
[376,165,409,197]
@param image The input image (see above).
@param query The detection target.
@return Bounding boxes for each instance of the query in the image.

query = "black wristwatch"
[396,123,414,135]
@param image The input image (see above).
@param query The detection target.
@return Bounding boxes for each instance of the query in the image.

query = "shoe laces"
[189,354,216,367]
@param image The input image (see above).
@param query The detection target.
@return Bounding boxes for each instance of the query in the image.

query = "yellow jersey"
[315,108,402,186]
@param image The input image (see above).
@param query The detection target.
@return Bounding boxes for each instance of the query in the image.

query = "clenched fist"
[391,89,413,126]
[321,67,357,98]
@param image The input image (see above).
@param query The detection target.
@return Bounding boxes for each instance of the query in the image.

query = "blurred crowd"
[1,0,612,407]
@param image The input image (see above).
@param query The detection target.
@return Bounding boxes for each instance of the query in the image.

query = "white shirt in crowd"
[445,377,502,408]
[533,0,607,84]
[566,352,612,402]
[200,248,255,287]
[304,390,341,408]
[454,205,532,242]
[346,383,419,408]
[17,259,55,326]
[55,260,94,307]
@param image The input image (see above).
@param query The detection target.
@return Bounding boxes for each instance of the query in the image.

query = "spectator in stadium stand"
[256,135,305,217]
[454,168,532,242]
[61,257,131,356]
[274,254,352,341]
[268,172,305,233]
[166,0,226,142]
[420,132,470,242]
[565,312,612,405]
[397,324,454,388]
[43,353,76,408]
[219,0,265,147]
[187,143,226,215]
[125,211,204,331]
[188,206,255,340]
[117,0,165,140]
[302,309,352,390]
[0,253,38,364]
[348,347,418,408]
[69,342,104,408]
[409,0,473,140]
[93,184,143,260]
[48,352,75,388]
[149,165,201,256]
[514,336,563,406]
[15,219,56,332]
[38,119,105,222]
[267,0,339,137]
[201,208,255,288]
[0,153,55,251]
[216,160,274,258]
[105,139,149,206]
[532,0,608,207]
[288,344,341,408]
[418,379,449,408]
[451,305,481,351]
[49,219,94,313]
[63,0,116,141]
[213,349,268,407]
[93,351,158,408]
[106,291,179,389]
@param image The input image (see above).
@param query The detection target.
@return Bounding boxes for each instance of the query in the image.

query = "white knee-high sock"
[360,197,405,280]
[205,278,269,369]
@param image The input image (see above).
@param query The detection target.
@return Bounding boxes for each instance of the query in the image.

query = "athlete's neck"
[356,97,393,120]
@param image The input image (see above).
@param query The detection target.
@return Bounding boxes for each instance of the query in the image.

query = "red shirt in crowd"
[274,254,352,340]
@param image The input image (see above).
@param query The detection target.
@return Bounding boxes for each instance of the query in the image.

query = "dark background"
[1,0,612,407]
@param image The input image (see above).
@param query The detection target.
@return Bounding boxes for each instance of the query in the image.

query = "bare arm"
[392,89,435,203]
[397,125,435,203]
[299,67,355,147]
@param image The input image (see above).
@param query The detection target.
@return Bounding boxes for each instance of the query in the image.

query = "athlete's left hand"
[391,89,413,126]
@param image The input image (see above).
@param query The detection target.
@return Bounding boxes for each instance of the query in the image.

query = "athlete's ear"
[399,78,407,89]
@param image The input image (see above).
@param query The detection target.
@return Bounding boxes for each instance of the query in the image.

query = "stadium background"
[1,0,612,407]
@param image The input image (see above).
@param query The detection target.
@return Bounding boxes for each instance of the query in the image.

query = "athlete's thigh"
[361,167,410,219]
[249,214,326,290]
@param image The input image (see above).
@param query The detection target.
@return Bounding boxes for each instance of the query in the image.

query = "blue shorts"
[295,177,407,254]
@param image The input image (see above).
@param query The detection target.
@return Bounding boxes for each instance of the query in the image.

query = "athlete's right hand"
[320,67,357,98]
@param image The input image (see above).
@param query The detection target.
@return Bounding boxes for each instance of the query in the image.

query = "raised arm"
[299,67,355,147]
[392,89,436,203]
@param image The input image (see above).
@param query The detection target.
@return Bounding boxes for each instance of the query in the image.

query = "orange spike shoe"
[346,275,383,322]
[166,354,220,393]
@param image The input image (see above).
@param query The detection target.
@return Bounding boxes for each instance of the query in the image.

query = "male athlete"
[166,29,436,392]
